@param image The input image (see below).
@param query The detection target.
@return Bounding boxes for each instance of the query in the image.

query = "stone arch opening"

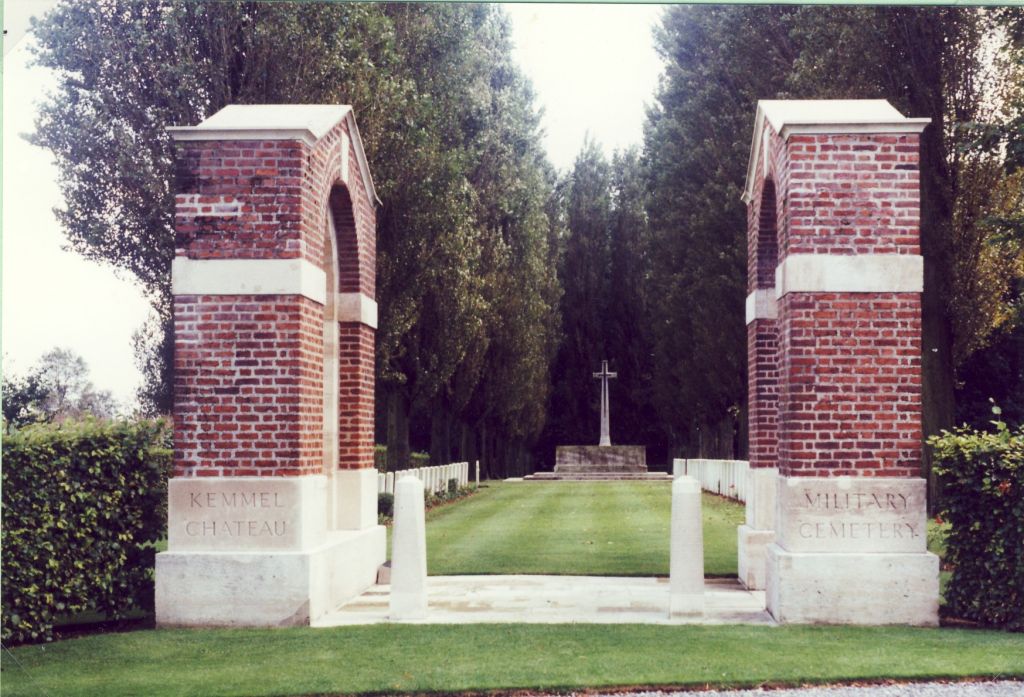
[756,179,778,288]
[329,184,362,294]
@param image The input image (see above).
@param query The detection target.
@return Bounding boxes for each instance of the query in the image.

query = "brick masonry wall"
[747,320,779,470]
[173,294,323,477]
[782,134,921,257]
[775,292,922,477]
[172,110,378,477]
[174,140,306,260]
[337,323,376,470]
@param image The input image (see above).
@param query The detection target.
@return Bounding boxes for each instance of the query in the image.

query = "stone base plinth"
[156,473,384,627]
[765,544,939,626]
[764,475,939,625]
[736,468,777,590]
[333,468,379,531]
[737,525,774,590]
[554,445,646,473]
[155,526,385,627]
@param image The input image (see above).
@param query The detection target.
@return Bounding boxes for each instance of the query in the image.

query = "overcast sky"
[1,2,666,407]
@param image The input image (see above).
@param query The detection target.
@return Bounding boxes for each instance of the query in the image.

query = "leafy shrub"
[371,446,430,473]
[929,410,1023,630]
[373,445,387,472]
[1,418,171,643]
[447,478,458,495]
[378,492,394,518]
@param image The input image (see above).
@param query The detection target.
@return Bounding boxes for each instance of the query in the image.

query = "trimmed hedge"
[930,414,1024,630]
[1,418,171,643]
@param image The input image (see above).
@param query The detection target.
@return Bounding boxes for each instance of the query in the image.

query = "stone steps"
[523,472,672,481]
[553,465,649,473]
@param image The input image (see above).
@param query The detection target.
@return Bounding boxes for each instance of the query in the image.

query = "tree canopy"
[27,2,1024,473]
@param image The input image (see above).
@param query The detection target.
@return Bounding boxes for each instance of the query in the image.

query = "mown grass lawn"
[3,624,1022,697]
[404,480,743,576]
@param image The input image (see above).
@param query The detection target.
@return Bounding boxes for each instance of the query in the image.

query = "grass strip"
[414,481,743,576]
[2,624,1022,697]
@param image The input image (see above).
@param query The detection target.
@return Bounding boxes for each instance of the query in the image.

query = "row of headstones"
[672,459,750,502]
[387,473,706,620]
[378,461,479,496]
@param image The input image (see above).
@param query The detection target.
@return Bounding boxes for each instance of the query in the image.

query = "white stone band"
[172,257,327,305]
[775,254,923,298]
[337,292,378,329]
[745,289,778,325]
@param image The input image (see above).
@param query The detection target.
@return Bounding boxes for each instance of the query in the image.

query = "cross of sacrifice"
[593,360,617,447]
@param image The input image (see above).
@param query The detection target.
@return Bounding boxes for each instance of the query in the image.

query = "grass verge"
[407,481,742,576]
[3,624,1022,697]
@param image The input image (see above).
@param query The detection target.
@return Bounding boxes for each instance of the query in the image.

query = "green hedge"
[930,413,1024,630]
[1,418,171,643]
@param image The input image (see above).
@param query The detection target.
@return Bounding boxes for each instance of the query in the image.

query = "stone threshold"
[520,473,672,481]
[312,575,771,627]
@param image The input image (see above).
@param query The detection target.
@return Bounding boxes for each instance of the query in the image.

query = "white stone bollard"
[390,475,428,619]
[670,475,704,617]
[475,460,480,486]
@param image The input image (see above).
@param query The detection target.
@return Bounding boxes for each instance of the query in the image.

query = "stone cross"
[593,360,617,447]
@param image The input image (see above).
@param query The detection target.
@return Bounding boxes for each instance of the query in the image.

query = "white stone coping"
[775,253,923,297]
[172,257,328,305]
[168,104,380,207]
[741,99,930,203]
[745,289,778,325]
[168,104,351,145]
[337,292,378,329]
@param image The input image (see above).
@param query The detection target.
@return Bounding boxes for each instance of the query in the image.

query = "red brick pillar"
[745,100,938,625]
[156,105,384,627]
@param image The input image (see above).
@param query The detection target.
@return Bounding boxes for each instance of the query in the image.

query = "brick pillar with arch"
[155,104,385,627]
[743,100,939,625]
[737,128,784,591]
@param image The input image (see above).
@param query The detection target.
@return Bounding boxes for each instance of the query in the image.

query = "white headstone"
[390,475,427,619]
[670,475,704,617]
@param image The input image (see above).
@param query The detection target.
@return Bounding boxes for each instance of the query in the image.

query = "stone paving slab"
[313,575,771,627]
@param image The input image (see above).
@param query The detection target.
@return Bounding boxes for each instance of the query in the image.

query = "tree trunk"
[430,406,451,465]
[918,107,957,513]
[386,388,411,471]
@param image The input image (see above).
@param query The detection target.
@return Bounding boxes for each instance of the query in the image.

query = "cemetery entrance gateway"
[739,100,939,624]
[155,99,940,628]
[156,105,385,626]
